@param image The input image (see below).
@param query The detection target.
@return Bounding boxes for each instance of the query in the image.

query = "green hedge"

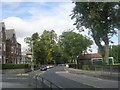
[82,65,89,70]
[2,64,31,69]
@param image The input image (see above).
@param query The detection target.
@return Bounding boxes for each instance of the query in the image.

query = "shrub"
[2,64,31,69]
[82,64,89,70]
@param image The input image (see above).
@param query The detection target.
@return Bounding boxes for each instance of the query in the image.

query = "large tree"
[24,30,69,65]
[58,31,93,65]
[24,32,39,64]
[71,2,120,64]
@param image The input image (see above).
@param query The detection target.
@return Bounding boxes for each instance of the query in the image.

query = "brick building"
[6,29,21,64]
[16,43,21,64]
[0,22,21,64]
[0,22,6,64]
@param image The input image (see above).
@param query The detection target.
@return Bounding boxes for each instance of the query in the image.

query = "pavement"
[65,67,120,81]
[1,69,41,89]
[1,67,119,89]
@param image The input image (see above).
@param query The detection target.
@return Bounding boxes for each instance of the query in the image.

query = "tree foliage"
[24,30,93,65]
[109,45,120,63]
[24,37,32,51]
[59,31,93,63]
[71,2,120,64]
[32,32,39,41]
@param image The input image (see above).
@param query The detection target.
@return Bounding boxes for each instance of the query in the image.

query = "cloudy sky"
[1,0,119,52]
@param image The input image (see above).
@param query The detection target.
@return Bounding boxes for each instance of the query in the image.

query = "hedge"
[2,64,31,69]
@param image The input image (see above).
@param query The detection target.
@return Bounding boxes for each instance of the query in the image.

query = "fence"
[28,74,65,90]
[69,63,120,72]
[69,64,120,80]
[94,65,120,80]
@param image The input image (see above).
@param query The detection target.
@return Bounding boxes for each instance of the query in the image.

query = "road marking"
[6,77,27,79]
[97,78,103,80]
[16,74,29,76]
[58,85,64,89]
[55,71,69,73]
[81,82,99,88]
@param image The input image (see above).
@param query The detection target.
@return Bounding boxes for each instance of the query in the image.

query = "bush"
[82,65,89,70]
[2,64,31,69]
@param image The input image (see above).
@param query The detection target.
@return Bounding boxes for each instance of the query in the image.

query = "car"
[49,65,54,68]
[40,65,47,71]
[46,65,50,69]
[65,64,69,67]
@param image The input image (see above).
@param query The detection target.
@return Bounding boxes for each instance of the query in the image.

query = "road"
[39,66,119,89]
[1,66,119,89]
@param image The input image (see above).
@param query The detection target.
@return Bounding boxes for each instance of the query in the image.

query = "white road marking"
[55,71,69,74]
[16,74,29,76]
[97,78,103,80]
[6,77,27,79]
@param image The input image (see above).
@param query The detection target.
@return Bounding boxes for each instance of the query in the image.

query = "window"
[0,44,2,51]
[11,46,14,53]
[0,58,2,63]
[3,56,6,64]
[0,32,3,38]
[4,43,5,51]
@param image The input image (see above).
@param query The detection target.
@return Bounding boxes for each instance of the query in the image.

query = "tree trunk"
[77,57,79,69]
[104,44,109,65]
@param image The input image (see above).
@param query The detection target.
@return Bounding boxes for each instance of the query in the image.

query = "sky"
[1,0,119,53]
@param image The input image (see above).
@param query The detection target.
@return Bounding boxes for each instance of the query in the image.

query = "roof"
[22,51,32,55]
[79,53,102,59]
[6,29,16,39]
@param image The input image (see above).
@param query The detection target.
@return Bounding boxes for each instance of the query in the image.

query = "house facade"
[0,22,21,64]
[78,53,114,66]
[16,43,21,64]
[21,51,31,64]
[6,29,22,64]
[0,22,6,64]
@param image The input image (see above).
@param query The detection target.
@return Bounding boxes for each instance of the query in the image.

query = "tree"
[24,32,39,64]
[40,30,58,64]
[58,31,93,65]
[109,45,120,63]
[32,32,39,41]
[33,30,61,65]
[71,2,120,64]
[24,30,68,65]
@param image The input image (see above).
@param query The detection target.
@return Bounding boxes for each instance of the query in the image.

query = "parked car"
[40,65,47,71]
[65,64,69,67]
[46,65,54,69]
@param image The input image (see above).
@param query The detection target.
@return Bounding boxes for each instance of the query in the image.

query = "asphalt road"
[1,66,119,89]
[39,66,119,89]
